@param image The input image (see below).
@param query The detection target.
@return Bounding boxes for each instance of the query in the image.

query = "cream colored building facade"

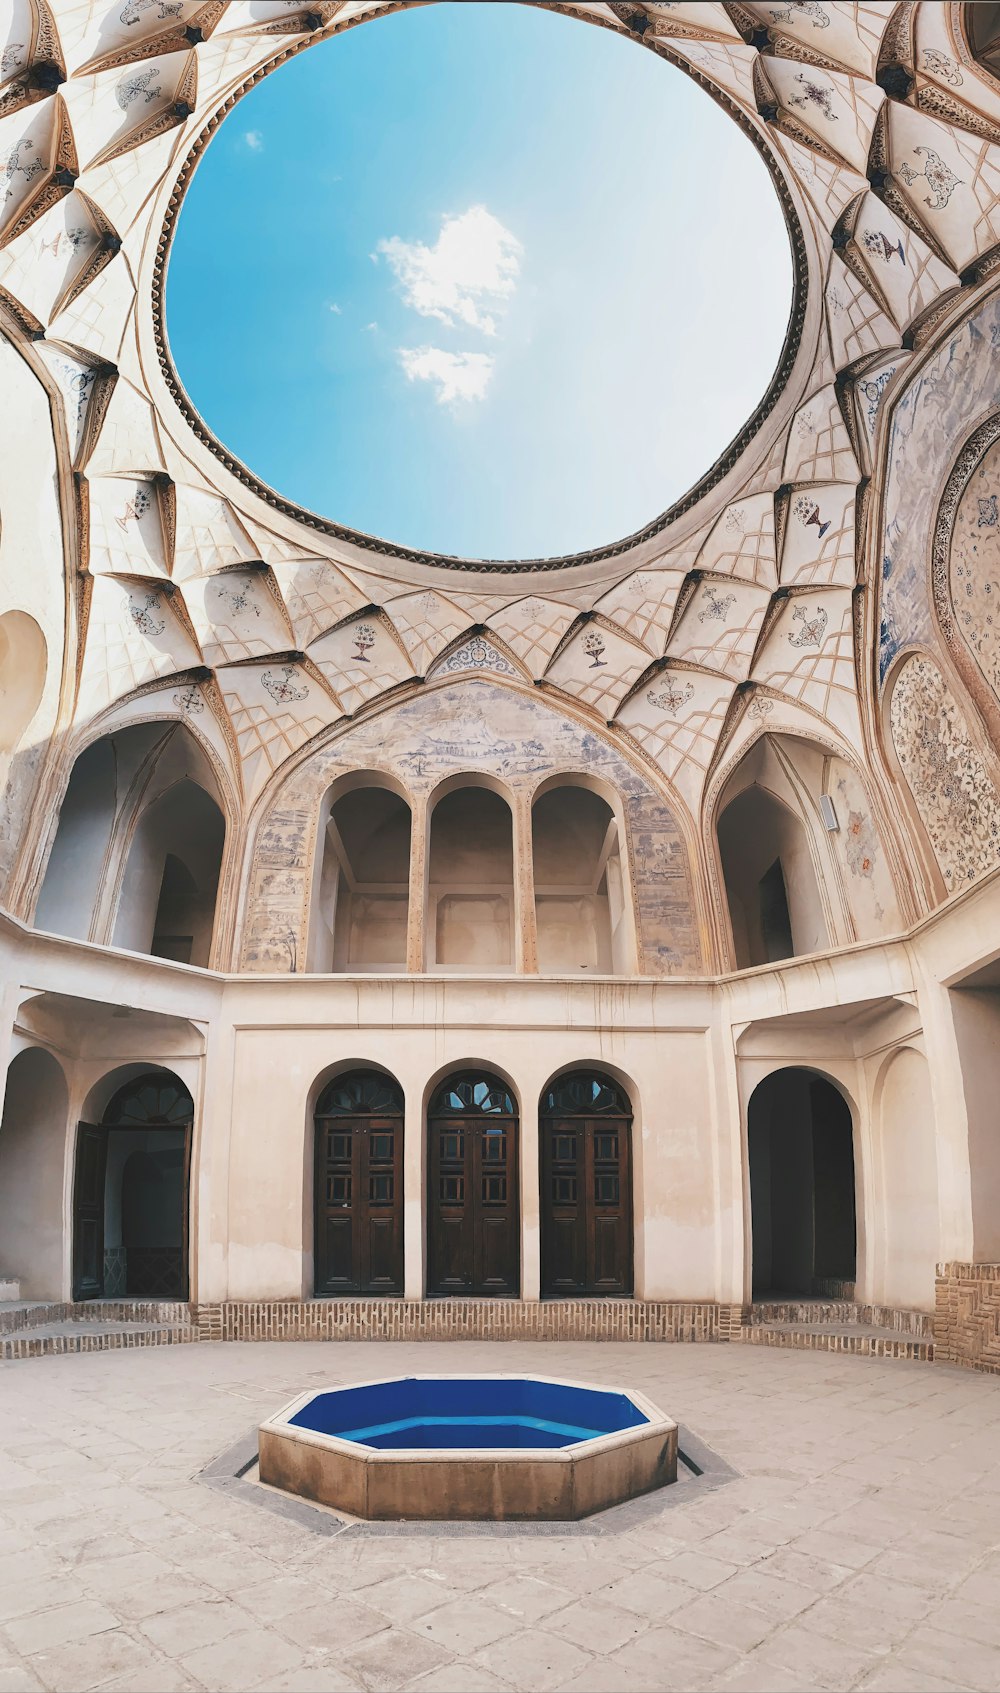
[2,0,1000,1365]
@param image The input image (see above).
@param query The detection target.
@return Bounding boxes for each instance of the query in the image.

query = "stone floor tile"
[589,1567,695,1620]
[475,1575,577,1626]
[544,1598,648,1656]
[339,1628,452,1692]
[140,1598,246,1658]
[669,1595,775,1655]
[180,1627,306,1692]
[405,1665,512,1692]
[786,1528,885,1571]
[0,1580,87,1627]
[709,1661,812,1692]
[551,1660,661,1693]
[277,1602,389,1655]
[924,1601,1000,1652]
[3,1601,119,1658]
[235,1576,326,1625]
[258,1668,362,1692]
[717,1568,817,1624]
[411,1597,521,1656]
[0,1668,46,1693]
[896,1624,1000,1690]
[602,1622,738,1690]
[469,1628,592,1693]
[751,1621,880,1691]
[757,1547,853,1594]
[24,1629,172,1693]
[110,1574,220,1623]
[660,1551,740,1592]
[360,1575,470,1628]
[857,1664,973,1693]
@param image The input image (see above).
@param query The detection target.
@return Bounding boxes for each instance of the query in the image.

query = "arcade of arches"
[7,0,1000,1375]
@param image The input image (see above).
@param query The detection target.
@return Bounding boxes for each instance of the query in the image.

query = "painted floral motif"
[698,586,736,624]
[39,227,92,260]
[583,630,607,667]
[128,591,164,638]
[115,488,151,531]
[978,495,998,528]
[351,622,376,662]
[1,138,45,204]
[217,581,260,618]
[120,0,183,23]
[788,604,829,647]
[859,367,895,434]
[724,506,746,533]
[440,636,517,677]
[1,44,26,77]
[748,695,774,719]
[794,493,831,539]
[795,410,815,441]
[862,229,906,266]
[769,2,829,26]
[647,678,693,714]
[787,71,838,122]
[172,684,204,714]
[115,68,161,110]
[890,654,1000,886]
[844,808,877,877]
[827,285,846,317]
[54,359,97,425]
[897,147,962,212]
[261,665,308,705]
[922,48,963,87]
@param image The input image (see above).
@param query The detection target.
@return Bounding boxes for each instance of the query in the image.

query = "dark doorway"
[540,1072,633,1297]
[314,1070,404,1296]
[748,1069,856,1298]
[73,1071,192,1300]
[427,1073,519,1296]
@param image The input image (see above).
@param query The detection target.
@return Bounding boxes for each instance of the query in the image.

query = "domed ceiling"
[2,0,999,828]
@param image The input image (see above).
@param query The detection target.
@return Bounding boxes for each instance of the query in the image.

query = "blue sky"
[167,2,793,561]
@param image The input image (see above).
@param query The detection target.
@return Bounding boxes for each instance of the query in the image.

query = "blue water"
[290,1377,647,1450]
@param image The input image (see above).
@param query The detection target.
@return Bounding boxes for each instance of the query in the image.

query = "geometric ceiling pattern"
[4,0,1000,817]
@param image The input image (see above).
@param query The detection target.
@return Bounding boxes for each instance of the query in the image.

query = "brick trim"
[193,1299,743,1344]
[934,1262,1000,1374]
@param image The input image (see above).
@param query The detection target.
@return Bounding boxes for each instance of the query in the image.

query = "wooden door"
[427,1074,519,1296]
[73,1123,107,1300]
[540,1074,633,1298]
[314,1072,403,1296]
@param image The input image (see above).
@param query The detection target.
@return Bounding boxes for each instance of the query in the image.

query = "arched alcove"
[718,785,826,968]
[426,1071,519,1296]
[310,783,411,973]
[0,610,46,757]
[748,1069,856,1299]
[875,1048,940,1311]
[0,1047,69,1300]
[112,778,224,965]
[531,785,630,974]
[73,1068,193,1301]
[36,723,226,963]
[428,784,515,972]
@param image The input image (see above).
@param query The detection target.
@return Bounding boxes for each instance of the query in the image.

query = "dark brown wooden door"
[314,1072,404,1296]
[72,1123,107,1300]
[427,1074,519,1296]
[541,1073,633,1298]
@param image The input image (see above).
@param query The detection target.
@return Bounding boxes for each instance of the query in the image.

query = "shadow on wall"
[0,1047,68,1300]
[748,1069,856,1299]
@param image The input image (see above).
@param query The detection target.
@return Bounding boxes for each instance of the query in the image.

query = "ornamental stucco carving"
[889,653,1000,889]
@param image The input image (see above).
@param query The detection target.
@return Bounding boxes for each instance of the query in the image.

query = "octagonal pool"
[258,1374,677,1521]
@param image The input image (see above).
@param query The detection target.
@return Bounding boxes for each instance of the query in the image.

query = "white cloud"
[377,206,521,337]
[326,301,342,315]
[398,347,494,407]
[244,130,264,152]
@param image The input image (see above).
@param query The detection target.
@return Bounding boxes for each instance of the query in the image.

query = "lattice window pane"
[370,1132,394,1162]
[552,1175,577,1203]
[369,1172,394,1203]
[594,1173,619,1205]
[594,1131,619,1162]
[327,1173,352,1205]
[482,1174,508,1203]
[439,1174,464,1202]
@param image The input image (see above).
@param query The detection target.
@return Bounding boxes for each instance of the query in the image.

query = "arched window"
[73,1070,193,1300]
[313,1069,404,1295]
[310,784,411,972]
[426,1071,518,1296]
[540,1072,633,1298]
[532,785,631,974]
[428,786,514,971]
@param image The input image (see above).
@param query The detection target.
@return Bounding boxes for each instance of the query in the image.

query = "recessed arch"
[717,761,829,968]
[73,1065,193,1301]
[539,1068,634,1298]
[307,771,413,973]
[531,780,634,975]
[313,1067,404,1297]
[0,1046,69,1301]
[427,779,516,972]
[0,610,46,757]
[426,1068,519,1297]
[747,1067,857,1300]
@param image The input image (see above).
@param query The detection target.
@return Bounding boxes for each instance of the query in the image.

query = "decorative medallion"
[583,630,607,667]
[787,72,838,122]
[351,622,376,662]
[116,487,151,531]
[440,635,518,677]
[647,678,694,713]
[115,68,161,110]
[261,665,308,704]
[862,229,906,266]
[172,684,204,713]
[1,139,44,203]
[897,147,962,212]
[698,586,736,623]
[793,493,832,539]
[788,604,829,647]
[128,590,165,637]
[921,48,962,87]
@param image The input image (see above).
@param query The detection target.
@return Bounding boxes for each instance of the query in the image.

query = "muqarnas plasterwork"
[889,654,1000,889]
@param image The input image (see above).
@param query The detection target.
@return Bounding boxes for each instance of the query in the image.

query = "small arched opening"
[426,1071,519,1296]
[428,783,515,971]
[748,1068,856,1299]
[539,1070,633,1297]
[73,1069,192,1300]
[310,782,411,973]
[718,756,829,969]
[0,1047,69,1300]
[113,778,224,965]
[0,610,46,757]
[532,784,631,974]
[313,1068,404,1296]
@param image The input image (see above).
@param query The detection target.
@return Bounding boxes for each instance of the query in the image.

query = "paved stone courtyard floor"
[1,1341,999,1693]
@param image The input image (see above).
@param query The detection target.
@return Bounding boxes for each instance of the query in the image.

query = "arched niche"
[873,1047,940,1311]
[427,777,515,972]
[307,774,411,973]
[531,780,633,975]
[35,722,226,964]
[539,1069,633,1297]
[312,1068,404,1295]
[0,610,46,757]
[716,737,831,968]
[888,652,1000,898]
[747,1068,856,1299]
[0,1047,69,1300]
